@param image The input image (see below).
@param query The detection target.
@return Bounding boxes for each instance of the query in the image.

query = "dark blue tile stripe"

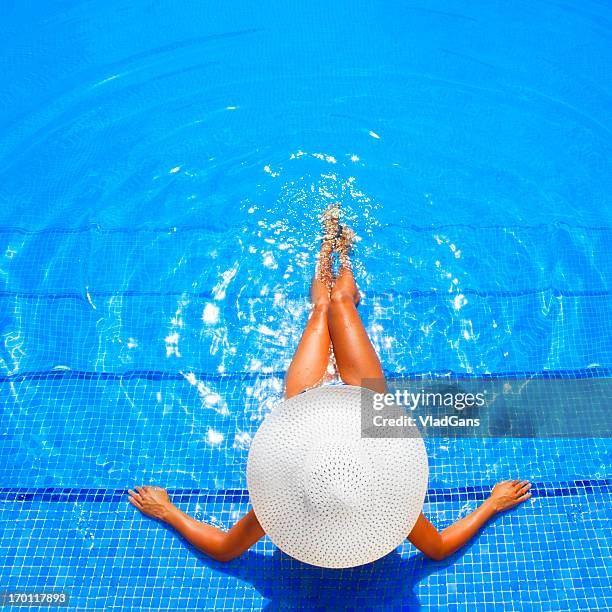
[1,367,611,383]
[1,286,611,300]
[0,220,611,235]
[0,478,608,504]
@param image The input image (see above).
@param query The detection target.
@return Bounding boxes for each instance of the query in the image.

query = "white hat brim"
[247,385,428,568]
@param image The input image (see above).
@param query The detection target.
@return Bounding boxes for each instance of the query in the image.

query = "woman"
[128,206,531,563]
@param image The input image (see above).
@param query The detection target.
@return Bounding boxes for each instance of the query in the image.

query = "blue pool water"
[0,0,611,609]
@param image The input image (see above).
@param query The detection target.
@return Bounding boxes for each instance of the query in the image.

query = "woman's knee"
[330,289,355,307]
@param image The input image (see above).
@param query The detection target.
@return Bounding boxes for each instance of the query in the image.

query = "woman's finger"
[128,497,143,510]
[512,492,532,506]
[128,489,142,500]
[517,482,531,495]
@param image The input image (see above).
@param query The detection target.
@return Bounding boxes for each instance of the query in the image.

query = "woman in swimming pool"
[128,205,531,563]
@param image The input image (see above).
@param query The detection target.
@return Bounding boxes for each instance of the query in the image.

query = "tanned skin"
[129,205,531,562]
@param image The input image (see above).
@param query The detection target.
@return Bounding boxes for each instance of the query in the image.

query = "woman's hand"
[128,486,174,521]
[486,480,532,513]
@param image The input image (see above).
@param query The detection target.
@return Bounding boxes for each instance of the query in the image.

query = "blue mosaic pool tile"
[0,485,608,610]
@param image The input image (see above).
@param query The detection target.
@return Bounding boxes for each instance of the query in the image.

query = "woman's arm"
[408,480,532,560]
[128,486,264,562]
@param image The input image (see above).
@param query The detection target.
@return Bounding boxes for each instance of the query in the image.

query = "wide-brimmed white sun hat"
[247,385,428,568]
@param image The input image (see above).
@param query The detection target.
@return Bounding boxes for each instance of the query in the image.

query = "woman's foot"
[317,203,359,305]
[321,203,341,243]
[336,225,355,271]
[329,223,359,304]
[315,204,340,290]
[314,240,334,295]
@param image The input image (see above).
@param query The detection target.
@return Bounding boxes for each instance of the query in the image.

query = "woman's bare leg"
[328,230,386,394]
[284,206,339,399]
[284,280,331,399]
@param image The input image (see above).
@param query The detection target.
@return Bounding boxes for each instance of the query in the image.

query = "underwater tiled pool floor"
[1,368,611,609]
[0,479,609,611]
